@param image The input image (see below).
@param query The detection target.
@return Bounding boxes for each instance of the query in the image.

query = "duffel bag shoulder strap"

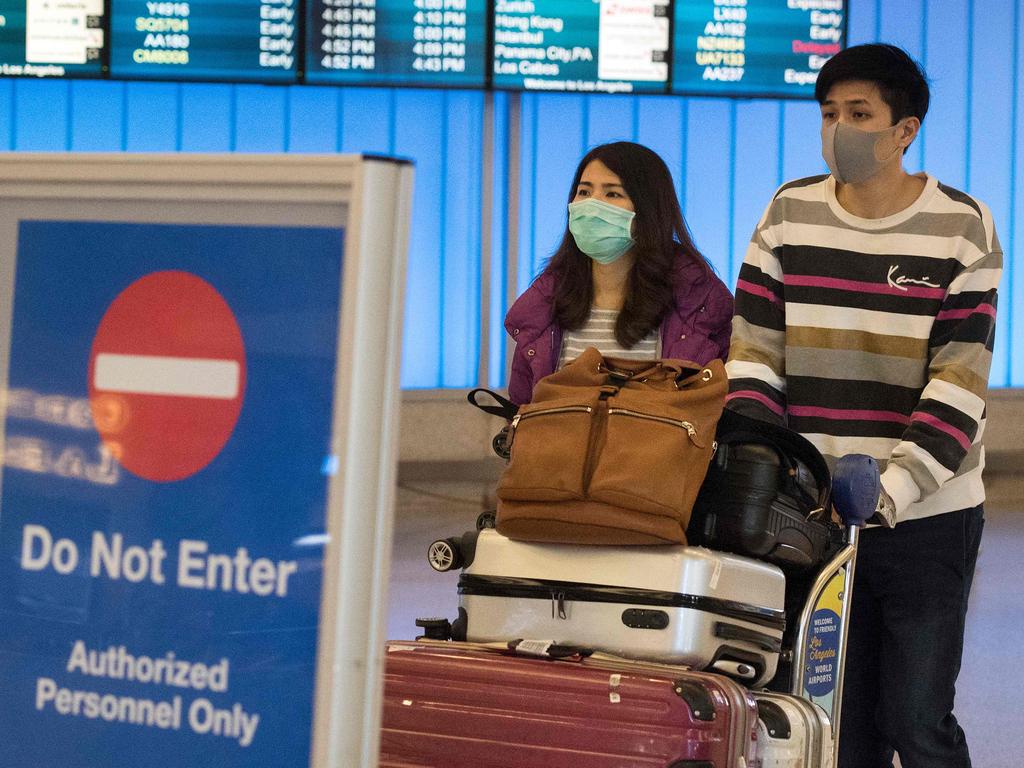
[715,408,832,513]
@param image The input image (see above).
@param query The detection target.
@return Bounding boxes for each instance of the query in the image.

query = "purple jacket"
[505,256,735,405]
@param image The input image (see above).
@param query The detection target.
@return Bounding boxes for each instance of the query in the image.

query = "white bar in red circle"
[94,353,240,399]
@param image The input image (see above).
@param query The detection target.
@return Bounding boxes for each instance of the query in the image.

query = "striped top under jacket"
[725,173,1002,524]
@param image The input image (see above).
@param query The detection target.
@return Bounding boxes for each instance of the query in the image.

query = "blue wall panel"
[13,80,69,150]
[441,91,484,387]
[339,88,393,155]
[234,85,287,152]
[522,94,586,287]
[69,81,123,151]
[0,0,1022,387]
[288,87,341,153]
[684,99,734,277]
[124,82,178,151]
[731,101,782,285]
[921,0,970,189]
[586,94,636,147]
[635,96,686,206]
[395,90,445,388]
[179,84,234,152]
[846,0,879,44]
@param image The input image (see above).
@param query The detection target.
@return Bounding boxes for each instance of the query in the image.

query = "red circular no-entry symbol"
[88,271,246,483]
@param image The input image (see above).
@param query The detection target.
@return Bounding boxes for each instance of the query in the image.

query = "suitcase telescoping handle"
[792,454,879,768]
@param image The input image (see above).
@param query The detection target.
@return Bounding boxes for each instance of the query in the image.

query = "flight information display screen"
[672,0,847,97]
[492,0,670,94]
[0,0,105,78]
[108,1,299,82]
[305,0,487,88]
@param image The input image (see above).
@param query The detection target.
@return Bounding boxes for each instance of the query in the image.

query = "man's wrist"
[873,490,897,528]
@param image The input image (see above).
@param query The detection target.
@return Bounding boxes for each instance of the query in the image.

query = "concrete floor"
[386,477,1024,768]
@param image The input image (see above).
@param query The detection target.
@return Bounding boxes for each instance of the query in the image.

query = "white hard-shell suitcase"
[754,690,834,767]
[429,528,786,688]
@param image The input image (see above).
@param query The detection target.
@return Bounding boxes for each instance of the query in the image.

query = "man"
[725,44,1001,768]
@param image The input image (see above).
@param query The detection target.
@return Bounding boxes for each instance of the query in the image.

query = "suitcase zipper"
[606,408,705,447]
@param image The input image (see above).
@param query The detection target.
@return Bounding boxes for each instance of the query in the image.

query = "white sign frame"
[0,152,413,768]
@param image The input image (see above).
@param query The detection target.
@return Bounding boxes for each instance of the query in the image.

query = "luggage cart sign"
[0,220,344,768]
[802,568,846,718]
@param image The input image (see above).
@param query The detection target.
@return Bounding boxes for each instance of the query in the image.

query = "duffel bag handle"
[467,388,519,421]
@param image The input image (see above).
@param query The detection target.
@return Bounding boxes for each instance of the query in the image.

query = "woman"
[505,141,733,405]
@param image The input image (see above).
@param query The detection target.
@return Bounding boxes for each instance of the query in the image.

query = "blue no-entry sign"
[0,220,344,767]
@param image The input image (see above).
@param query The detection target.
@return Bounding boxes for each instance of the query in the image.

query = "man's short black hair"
[815,43,930,125]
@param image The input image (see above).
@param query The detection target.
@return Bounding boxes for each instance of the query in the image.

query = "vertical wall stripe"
[64,81,73,150]
[2,80,13,149]
[1008,0,1020,383]
[489,92,510,389]
[726,101,738,286]
[776,102,785,188]
[439,93,449,388]
[679,99,688,212]
[965,0,975,190]
[175,84,183,151]
[967,0,1014,385]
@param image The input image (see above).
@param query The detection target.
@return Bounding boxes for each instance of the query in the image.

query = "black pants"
[838,505,984,768]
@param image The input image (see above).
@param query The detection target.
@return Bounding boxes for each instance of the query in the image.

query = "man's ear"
[901,117,922,149]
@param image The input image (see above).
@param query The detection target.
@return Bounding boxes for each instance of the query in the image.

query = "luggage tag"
[506,639,593,662]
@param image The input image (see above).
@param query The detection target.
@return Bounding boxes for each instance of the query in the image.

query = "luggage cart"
[385,455,878,768]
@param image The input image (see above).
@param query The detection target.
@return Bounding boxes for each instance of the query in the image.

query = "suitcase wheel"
[427,538,463,572]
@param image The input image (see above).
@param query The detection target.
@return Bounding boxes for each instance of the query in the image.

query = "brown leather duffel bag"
[495,347,727,545]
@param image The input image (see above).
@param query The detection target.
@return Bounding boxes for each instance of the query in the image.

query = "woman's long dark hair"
[547,142,710,348]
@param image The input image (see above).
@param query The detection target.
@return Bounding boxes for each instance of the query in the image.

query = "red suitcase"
[379,640,758,768]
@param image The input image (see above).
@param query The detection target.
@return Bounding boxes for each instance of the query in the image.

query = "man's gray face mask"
[821,120,905,184]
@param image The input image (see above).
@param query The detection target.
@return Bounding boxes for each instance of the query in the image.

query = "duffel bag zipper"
[607,408,705,447]
[508,406,594,452]
[510,405,593,430]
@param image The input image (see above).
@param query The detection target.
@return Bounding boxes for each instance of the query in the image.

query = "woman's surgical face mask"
[568,198,636,265]
[821,119,908,185]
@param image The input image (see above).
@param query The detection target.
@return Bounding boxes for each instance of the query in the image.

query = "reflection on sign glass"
[0,0,105,77]
[305,0,487,87]
[492,0,670,94]
[109,0,299,82]
[671,0,847,97]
